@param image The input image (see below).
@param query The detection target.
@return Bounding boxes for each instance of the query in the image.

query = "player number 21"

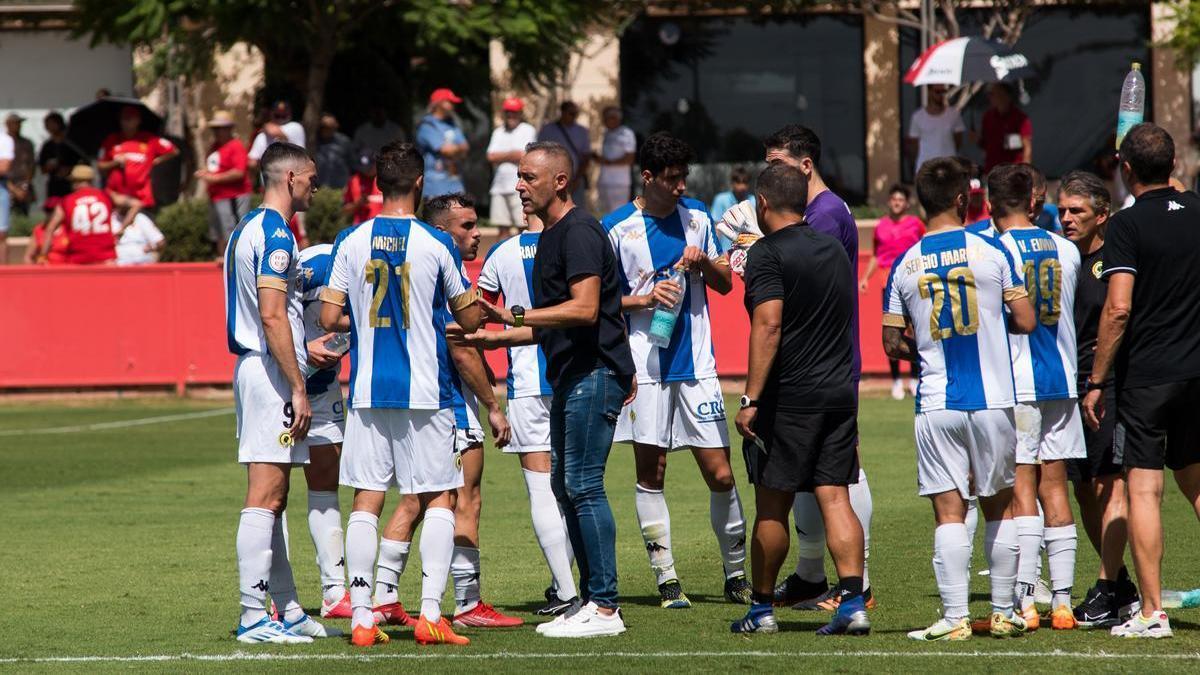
[918,267,979,341]
[1021,258,1062,325]
[364,259,411,329]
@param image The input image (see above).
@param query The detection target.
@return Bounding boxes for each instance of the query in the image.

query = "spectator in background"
[711,166,755,224]
[95,88,112,100]
[859,184,924,400]
[907,85,963,175]
[112,198,165,265]
[0,119,11,265]
[97,106,178,212]
[977,83,1032,173]
[24,198,69,265]
[39,112,82,199]
[41,165,116,265]
[416,87,469,198]
[314,113,354,189]
[538,101,591,208]
[248,100,306,170]
[196,110,251,255]
[486,96,537,235]
[343,152,383,225]
[353,103,403,157]
[594,106,636,214]
[6,113,35,216]
[1028,165,1061,233]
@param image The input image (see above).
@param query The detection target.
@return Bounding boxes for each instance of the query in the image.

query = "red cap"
[429,88,462,104]
[501,97,524,112]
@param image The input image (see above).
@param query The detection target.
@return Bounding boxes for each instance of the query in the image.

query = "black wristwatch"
[739,395,758,409]
[1084,379,1108,393]
[510,305,525,328]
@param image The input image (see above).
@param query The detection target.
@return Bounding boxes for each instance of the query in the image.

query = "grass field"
[3,394,1200,672]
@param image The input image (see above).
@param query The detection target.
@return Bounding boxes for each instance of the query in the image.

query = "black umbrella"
[904,37,1035,86]
[66,97,164,159]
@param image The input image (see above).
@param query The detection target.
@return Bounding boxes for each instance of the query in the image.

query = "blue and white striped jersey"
[323,216,474,410]
[442,260,480,429]
[299,244,338,395]
[477,233,553,399]
[884,228,1027,412]
[603,198,725,384]
[966,218,996,238]
[996,227,1080,401]
[223,207,306,366]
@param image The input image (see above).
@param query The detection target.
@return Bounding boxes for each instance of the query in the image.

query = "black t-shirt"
[1074,245,1106,385]
[532,207,635,386]
[743,223,855,411]
[1103,187,1200,388]
[37,139,82,198]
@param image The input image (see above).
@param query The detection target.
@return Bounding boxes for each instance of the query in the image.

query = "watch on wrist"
[739,395,758,409]
[510,305,525,328]
[1084,379,1108,393]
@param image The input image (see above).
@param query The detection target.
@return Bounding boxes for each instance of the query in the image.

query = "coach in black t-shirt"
[730,163,867,636]
[470,141,635,638]
[1082,123,1200,637]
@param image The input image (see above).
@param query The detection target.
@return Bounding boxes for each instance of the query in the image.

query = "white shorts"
[915,408,1016,499]
[307,381,346,447]
[340,407,463,494]
[489,192,524,227]
[615,377,730,451]
[234,352,310,465]
[1014,399,1087,464]
[506,395,552,454]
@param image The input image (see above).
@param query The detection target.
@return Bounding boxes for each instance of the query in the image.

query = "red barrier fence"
[1,257,893,391]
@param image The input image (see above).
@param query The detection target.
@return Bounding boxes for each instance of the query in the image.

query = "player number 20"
[1021,258,1062,325]
[918,267,979,341]
[364,259,412,329]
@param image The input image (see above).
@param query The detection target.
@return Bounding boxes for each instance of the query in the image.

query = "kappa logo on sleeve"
[1167,200,1185,212]
[269,250,291,273]
[272,227,292,239]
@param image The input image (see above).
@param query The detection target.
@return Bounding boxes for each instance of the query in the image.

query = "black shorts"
[1068,388,1122,482]
[1115,377,1200,471]
[742,406,859,493]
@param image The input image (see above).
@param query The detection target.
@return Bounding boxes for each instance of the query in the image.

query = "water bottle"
[647,267,685,349]
[301,332,350,378]
[1162,588,1200,609]
[1116,62,1145,149]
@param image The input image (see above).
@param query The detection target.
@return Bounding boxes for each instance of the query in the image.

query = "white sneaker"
[283,614,342,638]
[890,380,905,400]
[536,612,568,634]
[542,602,626,638]
[236,617,314,644]
[1111,610,1173,638]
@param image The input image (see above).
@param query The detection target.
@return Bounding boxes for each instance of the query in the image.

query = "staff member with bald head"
[463,140,635,638]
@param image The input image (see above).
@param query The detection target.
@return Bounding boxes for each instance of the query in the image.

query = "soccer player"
[319,141,505,647]
[991,163,1084,631]
[883,156,1037,641]
[1058,171,1140,627]
[96,105,178,211]
[296,245,351,619]
[603,131,750,608]
[39,165,117,264]
[224,142,338,644]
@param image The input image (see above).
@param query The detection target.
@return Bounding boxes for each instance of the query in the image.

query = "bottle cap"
[1132,62,1141,71]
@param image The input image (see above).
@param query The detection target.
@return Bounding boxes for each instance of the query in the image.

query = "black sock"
[751,591,773,606]
[836,576,864,600]
[1117,566,1131,583]
[1097,578,1115,593]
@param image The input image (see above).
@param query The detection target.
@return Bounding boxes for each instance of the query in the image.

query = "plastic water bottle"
[301,332,350,378]
[647,267,685,349]
[1162,588,1200,609]
[1116,62,1145,149]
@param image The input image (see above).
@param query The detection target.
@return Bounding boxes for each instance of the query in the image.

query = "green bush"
[7,210,37,237]
[157,199,215,262]
[306,188,349,245]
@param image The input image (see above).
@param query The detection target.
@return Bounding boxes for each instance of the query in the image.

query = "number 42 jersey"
[884,229,1028,413]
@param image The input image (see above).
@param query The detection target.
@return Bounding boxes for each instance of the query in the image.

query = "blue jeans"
[549,367,629,609]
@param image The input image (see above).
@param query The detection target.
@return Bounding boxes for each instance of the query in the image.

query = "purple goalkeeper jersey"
[805,189,861,381]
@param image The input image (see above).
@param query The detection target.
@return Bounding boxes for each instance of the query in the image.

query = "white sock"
[237,507,275,627]
[1014,514,1044,610]
[709,488,747,579]
[933,523,971,621]
[964,497,979,564]
[452,546,482,613]
[635,484,677,585]
[307,490,345,602]
[792,492,827,582]
[985,519,1019,617]
[1044,524,1077,609]
[345,510,379,630]
[374,538,410,606]
[849,469,873,589]
[523,468,578,600]
[419,507,456,622]
[269,513,304,623]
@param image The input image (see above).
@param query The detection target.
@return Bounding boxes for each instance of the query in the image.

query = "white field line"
[1,649,1198,664]
[0,407,234,437]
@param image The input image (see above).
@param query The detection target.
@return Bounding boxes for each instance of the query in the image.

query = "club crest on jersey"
[1092,260,1103,279]
[268,250,291,273]
[278,431,293,447]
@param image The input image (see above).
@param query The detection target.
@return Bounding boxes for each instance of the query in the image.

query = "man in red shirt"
[977,83,1033,173]
[96,105,178,210]
[342,153,383,224]
[196,110,252,254]
[40,165,116,264]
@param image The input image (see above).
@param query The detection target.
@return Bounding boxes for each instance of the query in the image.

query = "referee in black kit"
[731,163,868,637]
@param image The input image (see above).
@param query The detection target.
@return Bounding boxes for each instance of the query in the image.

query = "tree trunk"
[302,22,337,149]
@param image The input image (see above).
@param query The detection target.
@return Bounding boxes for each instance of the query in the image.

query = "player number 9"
[1021,258,1062,325]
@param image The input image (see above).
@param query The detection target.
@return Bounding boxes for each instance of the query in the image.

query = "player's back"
[478,233,552,398]
[223,206,305,365]
[63,186,116,262]
[996,227,1080,401]
[884,228,1024,412]
[326,216,472,410]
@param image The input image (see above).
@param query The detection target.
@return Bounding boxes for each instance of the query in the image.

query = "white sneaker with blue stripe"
[236,616,313,644]
[283,613,342,638]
